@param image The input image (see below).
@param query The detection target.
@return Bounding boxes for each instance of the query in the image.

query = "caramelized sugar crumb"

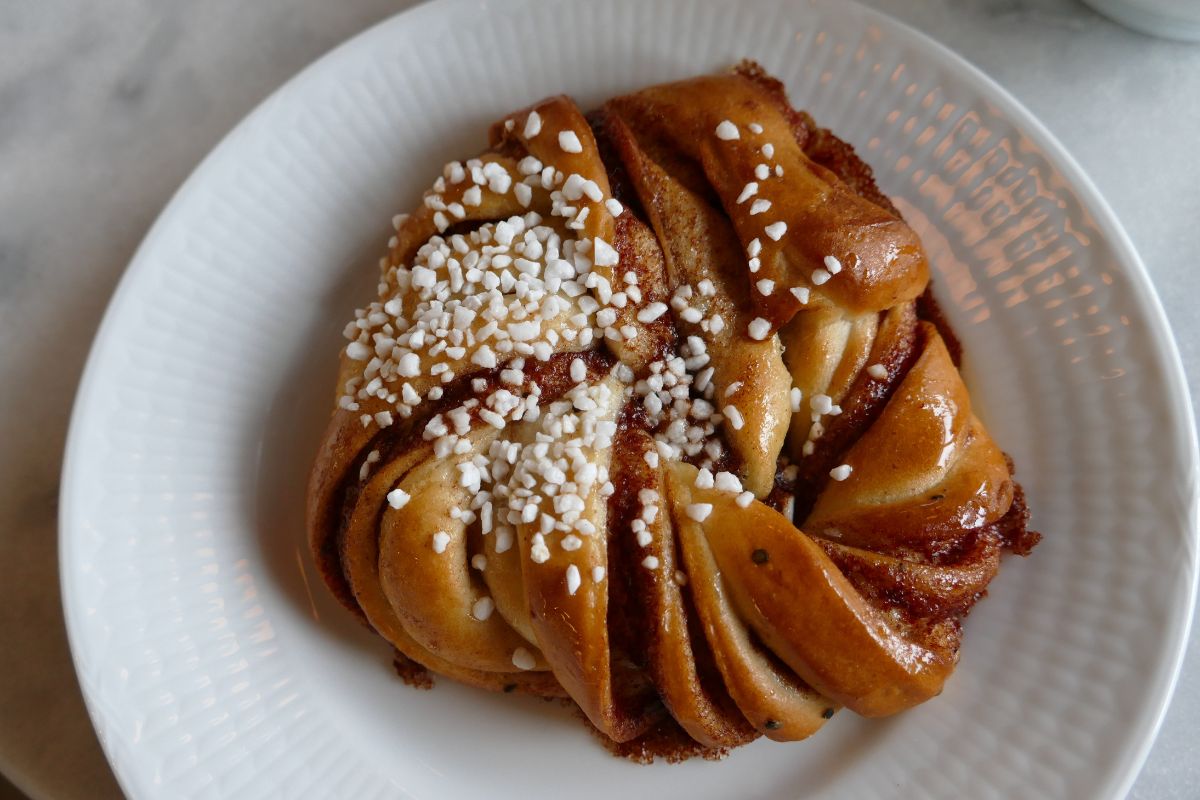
[392,650,434,690]
[997,481,1042,556]
[577,710,731,764]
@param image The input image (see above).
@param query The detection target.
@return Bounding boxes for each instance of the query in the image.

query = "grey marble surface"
[0,1,1195,798]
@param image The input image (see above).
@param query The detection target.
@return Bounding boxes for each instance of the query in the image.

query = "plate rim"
[58,0,1199,797]
[840,7,1200,796]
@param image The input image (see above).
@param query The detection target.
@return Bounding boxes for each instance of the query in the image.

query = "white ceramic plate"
[61,0,1198,797]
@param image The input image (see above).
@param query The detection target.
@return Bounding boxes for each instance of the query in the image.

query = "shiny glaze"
[306,63,1036,758]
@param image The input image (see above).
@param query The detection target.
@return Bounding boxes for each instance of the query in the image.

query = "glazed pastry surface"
[307,62,1038,756]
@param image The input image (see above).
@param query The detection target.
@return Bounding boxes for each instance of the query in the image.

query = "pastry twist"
[307,63,1037,753]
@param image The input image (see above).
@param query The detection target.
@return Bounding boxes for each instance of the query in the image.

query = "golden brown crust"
[616,427,759,748]
[670,462,954,718]
[604,69,929,324]
[305,61,1037,760]
[606,112,791,496]
[803,325,1014,556]
[731,60,901,217]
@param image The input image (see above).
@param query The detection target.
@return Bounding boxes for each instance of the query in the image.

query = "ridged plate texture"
[60,0,1198,797]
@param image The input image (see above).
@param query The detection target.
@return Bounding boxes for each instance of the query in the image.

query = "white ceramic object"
[60,0,1198,797]
[1083,0,1200,41]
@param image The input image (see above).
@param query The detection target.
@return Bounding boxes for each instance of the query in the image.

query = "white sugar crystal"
[397,352,421,377]
[495,527,513,553]
[593,237,620,267]
[747,317,771,341]
[512,647,536,670]
[472,597,495,621]
[558,130,583,153]
[514,182,532,207]
[386,488,410,509]
[530,533,551,563]
[714,472,742,493]
[637,302,668,323]
[523,111,542,138]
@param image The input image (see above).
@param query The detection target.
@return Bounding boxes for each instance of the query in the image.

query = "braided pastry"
[307,62,1038,757]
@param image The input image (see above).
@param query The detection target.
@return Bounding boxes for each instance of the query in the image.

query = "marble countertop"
[1,1,1195,798]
